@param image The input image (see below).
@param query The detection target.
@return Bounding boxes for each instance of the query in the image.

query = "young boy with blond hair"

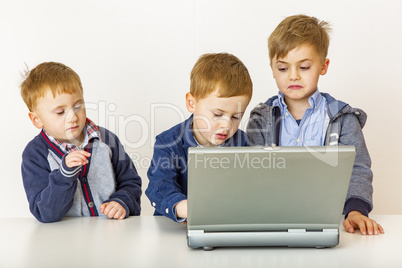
[247,15,384,235]
[146,53,252,222]
[21,62,142,223]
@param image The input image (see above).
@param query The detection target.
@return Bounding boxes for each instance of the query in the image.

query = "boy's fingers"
[81,151,91,157]
[343,218,354,233]
[72,156,88,163]
[101,201,126,219]
[372,221,384,235]
[120,212,126,220]
[365,219,374,235]
[70,151,90,159]
[75,152,90,161]
[357,219,367,235]
[344,213,384,236]
[103,202,113,215]
[373,220,382,235]
[100,203,107,213]
[107,207,118,218]
[378,224,385,234]
[67,153,87,162]
[372,221,378,235]
[68,159,87,166]
[66,150,91,167]
[114,210,124,219]
[65,157,87,168]
[104,203,118,218]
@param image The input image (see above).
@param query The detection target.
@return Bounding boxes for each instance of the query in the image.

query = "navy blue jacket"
[145,116,249,222]
[21,127,142,223]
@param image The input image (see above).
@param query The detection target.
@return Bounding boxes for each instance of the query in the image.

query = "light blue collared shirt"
[273,89,328,146]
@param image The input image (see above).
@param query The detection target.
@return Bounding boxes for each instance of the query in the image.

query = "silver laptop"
[187,145,356,250]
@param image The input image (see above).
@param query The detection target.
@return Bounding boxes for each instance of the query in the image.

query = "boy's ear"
[28,112,43,129]
[320,59,330,75]
[185,92,196,113]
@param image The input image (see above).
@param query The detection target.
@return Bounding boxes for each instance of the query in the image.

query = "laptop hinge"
[287,229,306,233]
[323,229,338,232]
[288,229,338,233]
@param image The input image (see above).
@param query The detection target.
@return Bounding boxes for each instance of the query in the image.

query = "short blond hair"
[190,53,252,100]
[21,62,83,111]
[268,15,331,62]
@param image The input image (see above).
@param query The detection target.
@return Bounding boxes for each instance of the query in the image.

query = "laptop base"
[187,229,339,250]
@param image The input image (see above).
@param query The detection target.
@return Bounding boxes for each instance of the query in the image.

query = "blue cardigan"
[21,127,142,223]
[145,115,249,222]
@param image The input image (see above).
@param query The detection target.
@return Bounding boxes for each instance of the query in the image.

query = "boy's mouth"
[288,85,303,90]
[215,133,228,140]
[67,126,79,131]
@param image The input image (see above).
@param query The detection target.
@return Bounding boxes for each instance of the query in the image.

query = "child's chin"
[212,139,226,146]
[66,132,84,144]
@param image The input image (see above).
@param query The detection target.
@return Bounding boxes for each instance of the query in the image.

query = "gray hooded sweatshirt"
[246,92,373,216]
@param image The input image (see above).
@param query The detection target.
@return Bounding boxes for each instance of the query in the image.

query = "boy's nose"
[67,109,78,123]
[289,69,300,81]
[219,117,231,130]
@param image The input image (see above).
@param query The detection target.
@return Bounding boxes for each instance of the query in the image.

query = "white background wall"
[1,0,401,218]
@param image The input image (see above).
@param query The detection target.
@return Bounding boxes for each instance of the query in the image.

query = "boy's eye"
[55,110,64,115]
[300,66,310,70]
[278,68,287,72]
[214,113,223,117]
[74,105,82,110]
[232,115,241,120]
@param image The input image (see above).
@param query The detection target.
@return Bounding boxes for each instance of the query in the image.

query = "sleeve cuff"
[343,198,372,217]
[173,201,187,223]
[61,154,81,180]
[163,194,187,222]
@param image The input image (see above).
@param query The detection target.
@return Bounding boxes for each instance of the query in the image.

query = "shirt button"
[152,202,156,207]
[297,138,301,143]
[165,208,169,214]
[88,202,94,208]
[285,112,289,116]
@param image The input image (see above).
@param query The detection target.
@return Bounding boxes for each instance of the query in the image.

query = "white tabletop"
[0,215,399,268]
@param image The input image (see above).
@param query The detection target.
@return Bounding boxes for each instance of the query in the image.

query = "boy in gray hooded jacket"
[247,15,384,236]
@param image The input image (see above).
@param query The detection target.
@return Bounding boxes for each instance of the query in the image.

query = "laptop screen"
[187,146,356,232]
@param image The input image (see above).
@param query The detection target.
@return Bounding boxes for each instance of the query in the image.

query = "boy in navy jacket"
[146,53,252,222]
[21,62,142,223]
